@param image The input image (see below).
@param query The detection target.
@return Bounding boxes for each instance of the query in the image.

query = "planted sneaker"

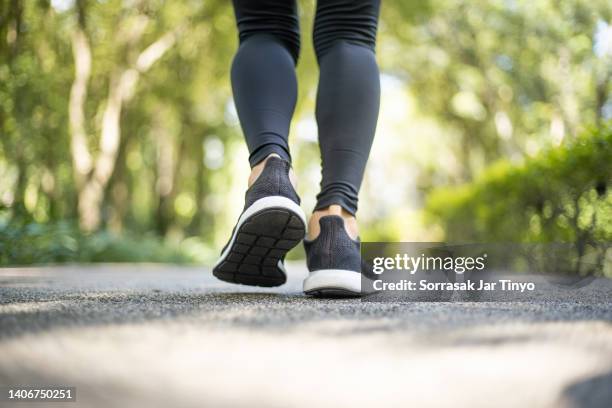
[213,157,306,287]
[303,215,367,296]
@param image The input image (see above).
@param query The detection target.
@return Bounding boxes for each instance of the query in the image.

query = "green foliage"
[0,213,195,265]
[426,124,612,243]
[1,1,611,265]
[384,0,612,182]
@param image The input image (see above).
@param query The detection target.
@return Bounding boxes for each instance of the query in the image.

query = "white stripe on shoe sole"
[213,195,307,271]
[303,269,364,294]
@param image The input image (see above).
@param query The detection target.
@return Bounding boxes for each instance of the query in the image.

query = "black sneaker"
[303,215,367,296]
[213,157,306,287]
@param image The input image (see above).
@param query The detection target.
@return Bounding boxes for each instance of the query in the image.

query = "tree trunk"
[154,115,176,236]
[68,13,180,231]
[77,70,127,231]
[69,27,93,189]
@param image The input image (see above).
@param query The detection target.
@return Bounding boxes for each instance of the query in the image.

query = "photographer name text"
[373,279,535,292]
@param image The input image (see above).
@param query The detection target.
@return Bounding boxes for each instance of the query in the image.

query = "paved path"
[1,264,611,407]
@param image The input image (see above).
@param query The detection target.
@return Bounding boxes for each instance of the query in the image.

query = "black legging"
[231,0,381,215]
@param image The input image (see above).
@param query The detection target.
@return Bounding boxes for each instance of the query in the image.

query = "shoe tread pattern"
[213,208,305,287]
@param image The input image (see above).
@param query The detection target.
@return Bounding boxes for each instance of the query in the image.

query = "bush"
[0,216,196,266]
[425,124,612,275]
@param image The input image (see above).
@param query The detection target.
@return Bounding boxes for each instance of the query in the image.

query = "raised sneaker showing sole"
[213,196,306,287]
[303,269,364,297]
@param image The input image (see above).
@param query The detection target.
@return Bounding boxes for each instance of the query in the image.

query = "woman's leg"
[231,0,300,168]
[214,0,306,288]
[309,0,381,238]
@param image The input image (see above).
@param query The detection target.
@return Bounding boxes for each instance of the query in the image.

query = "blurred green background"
[1,0,611,266]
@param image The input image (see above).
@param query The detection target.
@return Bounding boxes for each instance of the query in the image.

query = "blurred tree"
[68,0,183,231]
[383,0,612,183]
[0,0,73,220]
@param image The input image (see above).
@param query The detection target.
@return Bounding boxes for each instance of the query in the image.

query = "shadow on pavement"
[560,370,612,408]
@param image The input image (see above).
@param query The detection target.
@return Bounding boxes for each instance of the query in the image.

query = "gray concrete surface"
[0,264,611,408]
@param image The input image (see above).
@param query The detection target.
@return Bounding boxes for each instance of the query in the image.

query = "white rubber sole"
[303,269,364,296]
[213,196,306,287]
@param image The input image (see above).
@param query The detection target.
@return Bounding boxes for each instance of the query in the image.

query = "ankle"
[248,154,297,189]
[308,204,358,240]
